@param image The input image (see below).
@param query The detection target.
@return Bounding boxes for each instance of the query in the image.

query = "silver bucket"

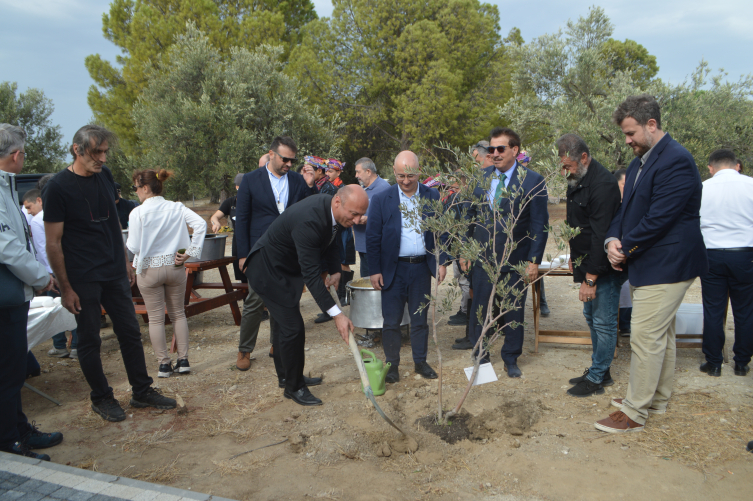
[346,280,410,329]
[187,233,228,285]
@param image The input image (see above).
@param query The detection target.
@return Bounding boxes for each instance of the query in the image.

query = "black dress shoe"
[448,311,468,326]
[505,363,522,378]
[734,363,750,376]
[700,362,721,376]
[283,387,322,406]
[279,376,323,388]
[385,364,399,384]
[415,361,438,379]
[452,337,473,350]
[454,335,466,343]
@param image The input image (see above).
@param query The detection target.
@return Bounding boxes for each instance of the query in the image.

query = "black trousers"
[469,268,527,366]
[262,295,307,392]
[0,302,31,450]
[71,277,153,401]
[701,249,753,366]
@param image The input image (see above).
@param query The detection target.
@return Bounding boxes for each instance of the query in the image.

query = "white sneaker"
[69,349,78,359]
[47,348,69,358]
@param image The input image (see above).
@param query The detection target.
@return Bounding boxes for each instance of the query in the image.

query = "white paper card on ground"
[464,363,498,386]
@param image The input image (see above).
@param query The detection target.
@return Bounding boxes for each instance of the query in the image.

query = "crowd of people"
[1,92,751,463]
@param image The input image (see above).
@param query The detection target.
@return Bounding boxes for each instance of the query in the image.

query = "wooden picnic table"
[532,267,724,359]
[126,257,247,326]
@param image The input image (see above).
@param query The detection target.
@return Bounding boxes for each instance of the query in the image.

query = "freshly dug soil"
[416,410,472,444]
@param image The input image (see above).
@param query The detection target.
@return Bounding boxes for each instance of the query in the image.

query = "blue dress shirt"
[398,188,426,257]
[488,162,517,207]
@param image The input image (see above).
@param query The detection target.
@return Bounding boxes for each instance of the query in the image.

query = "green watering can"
[360,349,391,396]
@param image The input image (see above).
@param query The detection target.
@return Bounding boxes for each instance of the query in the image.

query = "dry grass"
[633,391,753,473]
[210,449,286,477]
[117,425,180,455]
[133,455,184,484]
[74,456,99,471]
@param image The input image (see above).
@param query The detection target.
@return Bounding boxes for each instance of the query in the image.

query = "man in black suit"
[462,127,549,378]
[245,186,369,406]
[234,136,316,370]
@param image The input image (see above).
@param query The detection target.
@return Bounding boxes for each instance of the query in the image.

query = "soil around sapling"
[415,409,473,444]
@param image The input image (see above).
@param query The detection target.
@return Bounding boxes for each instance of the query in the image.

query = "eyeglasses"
[13,150,25,158]
[395,173,418,181]
[132,185,140,192]
[487,145,509,154]
[273,150,297,165]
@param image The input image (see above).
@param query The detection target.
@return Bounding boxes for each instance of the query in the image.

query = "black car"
[15,173,54,205]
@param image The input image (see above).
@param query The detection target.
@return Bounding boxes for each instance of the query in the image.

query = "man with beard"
[558,134,625,397]
[596,95,707,433]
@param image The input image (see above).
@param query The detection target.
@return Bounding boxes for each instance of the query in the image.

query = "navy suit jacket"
[235,166,316,259]
[606,133,707,286]
[365,183,448,290]
[467,163,549,269]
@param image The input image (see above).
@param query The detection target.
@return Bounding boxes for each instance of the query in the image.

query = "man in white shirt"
[699,149,753,377]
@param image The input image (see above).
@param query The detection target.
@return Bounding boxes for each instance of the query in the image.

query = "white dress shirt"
[126,196,207,274]
[700,169,753,249]
[327,208,342,318]
[267,165,289,213]
[30,210,51,273]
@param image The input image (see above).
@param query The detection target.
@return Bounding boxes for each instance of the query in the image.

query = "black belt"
[398,255,426,263]
[709,247,753,252]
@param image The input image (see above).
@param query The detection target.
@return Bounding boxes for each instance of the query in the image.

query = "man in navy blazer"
[595,95,707,434]
[463,127,549,378]
[233,136,316,371]
[365,151,448,383]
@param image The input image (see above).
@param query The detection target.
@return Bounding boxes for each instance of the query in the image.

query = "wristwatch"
[586,279,596,287]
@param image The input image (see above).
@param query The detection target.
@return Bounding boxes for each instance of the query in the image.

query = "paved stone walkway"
[0,452,235,501]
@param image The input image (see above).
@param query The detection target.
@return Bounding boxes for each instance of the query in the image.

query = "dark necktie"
[330,224,339,245]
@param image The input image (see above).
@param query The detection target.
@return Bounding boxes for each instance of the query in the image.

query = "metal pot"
[187,234,228,285]
[186,233,227,262]
[122,230,134,262]
[346,281,410,329]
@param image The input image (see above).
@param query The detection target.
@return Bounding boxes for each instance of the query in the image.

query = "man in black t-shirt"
[210,173,246,282]
[43,125,176,422]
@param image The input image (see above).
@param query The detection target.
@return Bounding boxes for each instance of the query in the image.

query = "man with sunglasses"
[462,127,549,378]
[234,136,316,372]
[43,125,176,422]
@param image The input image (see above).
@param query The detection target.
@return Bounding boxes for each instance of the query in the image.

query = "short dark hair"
[270,136,297,155]
[23,189,42,203]
[70,125,116,160]
[36,174,55,191]
[555,133,590,161]
[489,127,521,152]
[708,149,737,169]
[736,158,744,174]
[612,94,662,129]
[613,168,627,182]
[354,157,377,174]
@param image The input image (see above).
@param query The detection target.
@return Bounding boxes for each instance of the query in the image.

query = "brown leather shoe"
[236,352,252,371]
[594,411,644,433]
[611,397,665,414]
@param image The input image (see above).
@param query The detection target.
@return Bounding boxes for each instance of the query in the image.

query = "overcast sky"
[1,0,750,155]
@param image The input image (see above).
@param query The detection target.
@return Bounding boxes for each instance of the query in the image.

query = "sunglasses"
[273,151,297,165]
[487,145,510,154]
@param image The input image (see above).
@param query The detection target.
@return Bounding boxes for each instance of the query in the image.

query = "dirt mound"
[416,398,543,444]
[468,398,543,440]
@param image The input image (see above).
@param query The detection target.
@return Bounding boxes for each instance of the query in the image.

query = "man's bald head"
[332,185,369,228]
[394,150,419,170]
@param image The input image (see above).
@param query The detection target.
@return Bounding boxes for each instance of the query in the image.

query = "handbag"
[0,262,26,308]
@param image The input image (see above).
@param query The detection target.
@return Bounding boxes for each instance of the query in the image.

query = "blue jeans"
[380,261,431,365]
[583,272,627,384]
